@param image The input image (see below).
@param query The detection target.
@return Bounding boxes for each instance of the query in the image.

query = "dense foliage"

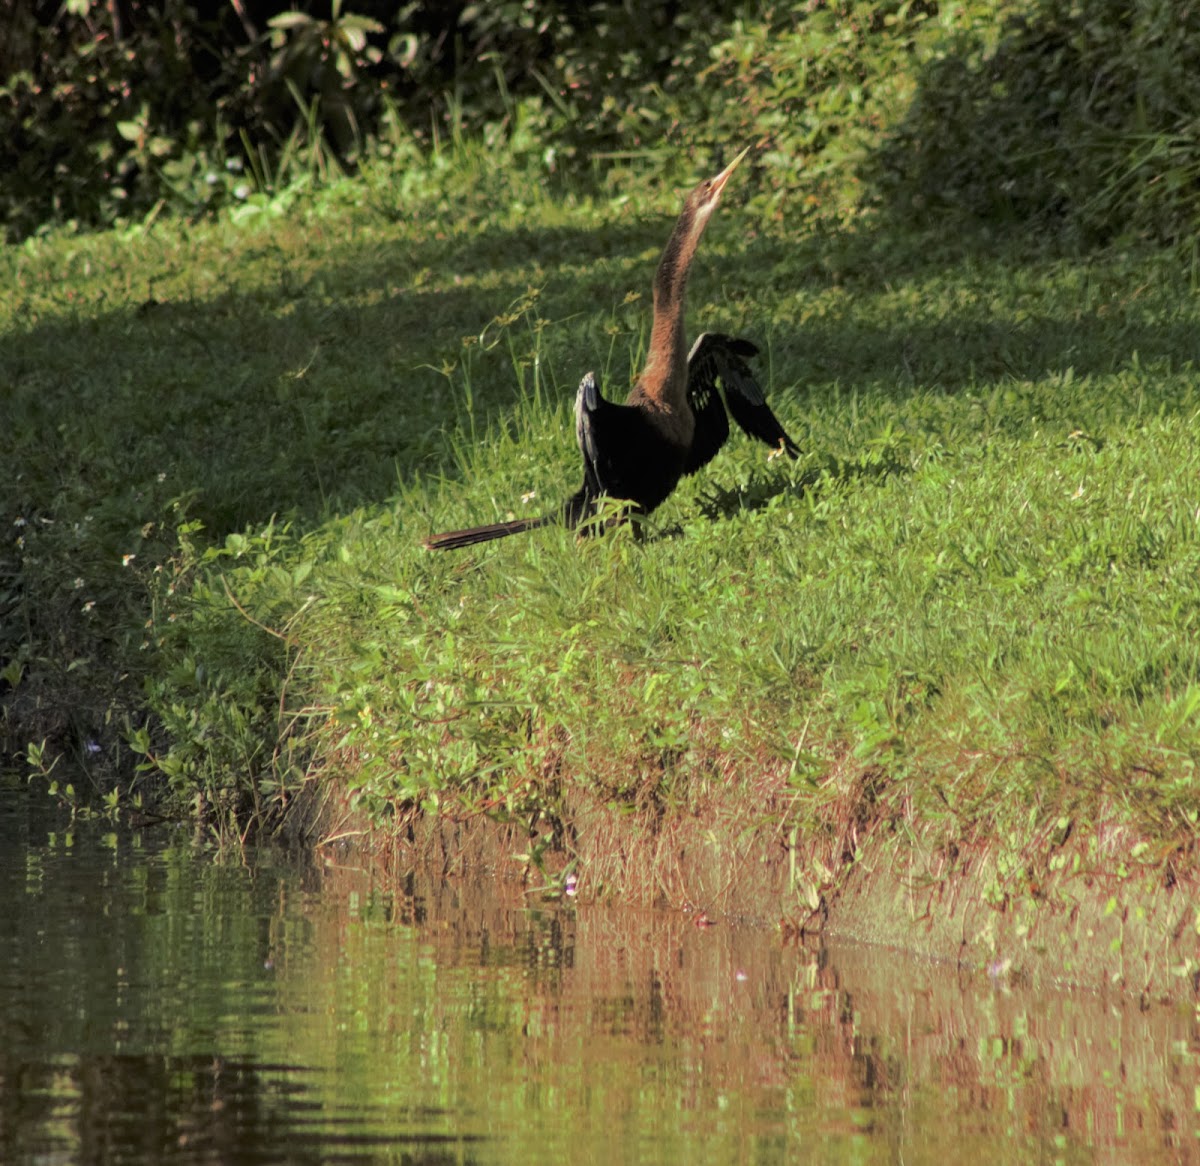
[872,0,1200,244]
[2,0,1200,243]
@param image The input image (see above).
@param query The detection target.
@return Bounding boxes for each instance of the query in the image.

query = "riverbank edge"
[292,762,1200,1002]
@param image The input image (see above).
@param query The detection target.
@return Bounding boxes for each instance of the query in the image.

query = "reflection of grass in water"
[8,830,1190,1162]
[284,860,1199,1163]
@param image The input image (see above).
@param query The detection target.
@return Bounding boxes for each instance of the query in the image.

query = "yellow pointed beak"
[707,145,752,198]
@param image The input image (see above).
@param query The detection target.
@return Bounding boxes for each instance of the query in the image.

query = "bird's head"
[682,146,751,233]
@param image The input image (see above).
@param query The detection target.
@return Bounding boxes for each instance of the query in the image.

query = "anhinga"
[424,147,799,552]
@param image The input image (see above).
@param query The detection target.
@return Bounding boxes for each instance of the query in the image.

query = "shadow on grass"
[680,449,915,533]
[4,209,1199,552]
[2,218,663,535]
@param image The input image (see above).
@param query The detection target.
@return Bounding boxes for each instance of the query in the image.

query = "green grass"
[3,144,1200,883]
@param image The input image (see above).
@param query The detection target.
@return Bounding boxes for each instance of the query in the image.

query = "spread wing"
[683,333,800,475]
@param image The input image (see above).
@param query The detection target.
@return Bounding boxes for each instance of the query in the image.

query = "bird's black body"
[569,371,689,522]
[424,150,800,553]
[569,332,798,523]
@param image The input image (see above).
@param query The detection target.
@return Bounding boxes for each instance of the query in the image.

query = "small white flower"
[122,554,136,567]
[73,577,85,589]
[82,600,96,613]
[521,490,537,505]
[13,516,26,527]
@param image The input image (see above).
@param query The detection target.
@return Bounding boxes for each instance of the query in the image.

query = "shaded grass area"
[3,159,1200,954]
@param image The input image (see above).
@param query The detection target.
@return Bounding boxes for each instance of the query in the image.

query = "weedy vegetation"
[3,1,1200,948]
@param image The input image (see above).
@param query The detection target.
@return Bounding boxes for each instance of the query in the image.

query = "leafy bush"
[870,0,1200,244]
[663,0,945,226]
[3,1,1200,244]
[0,0,390,239]
[2,2,232,236]
[130,519,310,830]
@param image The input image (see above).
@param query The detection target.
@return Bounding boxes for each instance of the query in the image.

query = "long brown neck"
[632,207,705,413]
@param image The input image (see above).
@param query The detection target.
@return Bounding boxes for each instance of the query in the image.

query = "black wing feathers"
[683,333,800,475]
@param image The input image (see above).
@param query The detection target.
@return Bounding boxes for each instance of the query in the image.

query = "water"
[2,791,1198,1165]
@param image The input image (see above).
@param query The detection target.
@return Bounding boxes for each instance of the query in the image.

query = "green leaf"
[268,12,314,30]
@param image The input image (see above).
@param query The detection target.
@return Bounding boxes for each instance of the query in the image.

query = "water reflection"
[5,1054,469,1165]
[1,788,1197,1165]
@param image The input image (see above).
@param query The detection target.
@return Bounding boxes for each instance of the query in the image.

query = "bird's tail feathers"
[423,515,551,551]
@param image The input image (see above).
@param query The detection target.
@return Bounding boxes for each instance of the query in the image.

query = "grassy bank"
[4,143,1200,981]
